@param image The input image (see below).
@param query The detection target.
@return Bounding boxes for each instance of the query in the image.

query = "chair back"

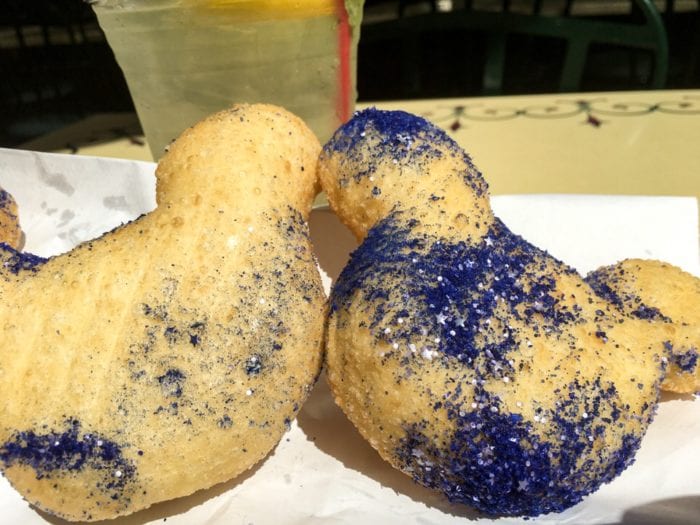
[362,0,669,96]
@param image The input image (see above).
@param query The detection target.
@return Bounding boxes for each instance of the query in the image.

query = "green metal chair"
[362,0,669,96]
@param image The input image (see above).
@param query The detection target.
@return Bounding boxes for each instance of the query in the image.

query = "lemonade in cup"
[91,0,364,159]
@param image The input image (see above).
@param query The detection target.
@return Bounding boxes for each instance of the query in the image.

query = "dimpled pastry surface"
[318,108,669,517]
[587,259,700,394]
[0,104,325,521]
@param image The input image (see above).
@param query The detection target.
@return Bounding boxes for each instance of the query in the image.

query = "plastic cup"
[91,0,364,159]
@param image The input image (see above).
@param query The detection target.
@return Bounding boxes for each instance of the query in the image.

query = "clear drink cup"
[90,0,364,159]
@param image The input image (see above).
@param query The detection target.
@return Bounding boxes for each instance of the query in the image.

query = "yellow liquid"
[92,0,362,158]
[198,0,335,20]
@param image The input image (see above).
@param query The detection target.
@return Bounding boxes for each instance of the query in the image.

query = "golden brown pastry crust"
[587,258,700,393]
[0,104,325,521]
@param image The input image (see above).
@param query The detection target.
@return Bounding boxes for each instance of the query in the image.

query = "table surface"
[19,90,700,203]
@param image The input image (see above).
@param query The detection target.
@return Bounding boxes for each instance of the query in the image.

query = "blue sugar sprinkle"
[190,321,206,331]
[631,304,670,322]
[328,108,445,161]
[585,267,671,323]
[1,243,47,275]
[394,379,645,517]
[332,212,578,376]
[244,355,263,375]
[218,415,233,429]
[585,272,623,309]
[673,347,698,373]
[164,326,179,343]
[155,321,207,347]
[0,419,134,491]
[157,368,186,398]
[0,189,14,208]
[324,108,488,196]
[0,190,18,222]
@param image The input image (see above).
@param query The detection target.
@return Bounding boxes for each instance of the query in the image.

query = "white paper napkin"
[492,194,700,276]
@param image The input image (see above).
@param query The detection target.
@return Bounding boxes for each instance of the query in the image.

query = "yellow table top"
[20,90,700,202]
[363,90,700,202]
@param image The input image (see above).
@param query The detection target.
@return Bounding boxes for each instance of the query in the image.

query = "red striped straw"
[336,0,352,123]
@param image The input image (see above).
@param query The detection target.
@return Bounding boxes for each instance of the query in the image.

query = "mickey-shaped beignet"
[587,259,699,394]
[0,104,325,521]
[318,109,672,517]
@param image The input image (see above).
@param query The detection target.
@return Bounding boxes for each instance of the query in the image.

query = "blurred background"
[0,0,698,148]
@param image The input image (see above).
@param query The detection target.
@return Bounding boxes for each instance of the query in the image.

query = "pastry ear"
[0,187,23,250]
[318,108,491,242]
[586,258,700,393]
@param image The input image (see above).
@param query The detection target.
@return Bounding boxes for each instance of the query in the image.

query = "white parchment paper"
[0,148,156,257]
[0,148,698,525]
